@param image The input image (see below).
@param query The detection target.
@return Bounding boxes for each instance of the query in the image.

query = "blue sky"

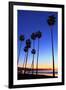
[17,10,58,67]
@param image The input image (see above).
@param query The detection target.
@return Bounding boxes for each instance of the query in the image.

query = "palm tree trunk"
[31,40,35,74]
[36,38,39,75]
[23,55,25,68]
[22,54,26,73]
[17,43,22,65]
[50,27,55,77]
[24,51,28,74]
[31,54,34,74]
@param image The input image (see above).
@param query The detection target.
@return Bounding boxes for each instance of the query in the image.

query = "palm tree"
[31,33,36,74]
[26,39,31,49]
[47,15,56,77]
[31,33,36,48]
[36,31,42,75]
[24,39,31,74]
[31,49,36,74]
[17,35,25,65]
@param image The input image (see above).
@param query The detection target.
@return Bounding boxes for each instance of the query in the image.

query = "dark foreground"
[18,73,58,80]
[17,67,58,80]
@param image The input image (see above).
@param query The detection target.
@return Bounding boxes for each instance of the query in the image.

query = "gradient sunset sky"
[17,10,58,69]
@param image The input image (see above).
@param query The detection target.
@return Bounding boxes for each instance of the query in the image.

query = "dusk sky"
[17,10,58,69]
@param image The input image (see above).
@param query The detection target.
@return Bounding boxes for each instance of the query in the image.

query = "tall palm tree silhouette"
[47,15,56,77]
[24,39,31,74]
[17,35,24,65]
[31,33,36,74]
[36,31,42,75]
[31,49,36,74]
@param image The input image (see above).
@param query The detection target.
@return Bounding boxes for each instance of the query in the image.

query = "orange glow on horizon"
[18,63,58,70]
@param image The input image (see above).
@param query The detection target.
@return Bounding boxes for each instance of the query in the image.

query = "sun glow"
[18,63,58,70]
